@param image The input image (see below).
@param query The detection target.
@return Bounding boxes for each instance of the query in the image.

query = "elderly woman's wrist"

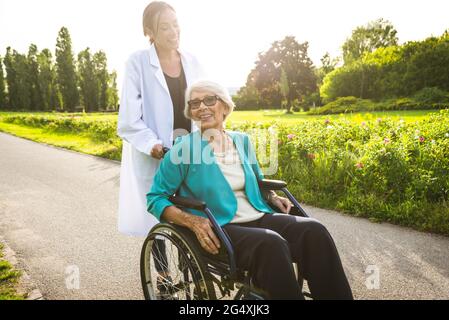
[179,210,194,228]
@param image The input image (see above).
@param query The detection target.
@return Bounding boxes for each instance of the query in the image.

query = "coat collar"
[148,43,194,94]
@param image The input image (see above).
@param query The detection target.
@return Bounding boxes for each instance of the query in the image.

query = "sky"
[1,0,448,91]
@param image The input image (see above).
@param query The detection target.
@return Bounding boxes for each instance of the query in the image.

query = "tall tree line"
[0,27,119,112]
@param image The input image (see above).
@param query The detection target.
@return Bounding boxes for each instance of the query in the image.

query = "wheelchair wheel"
[140,223,217,300]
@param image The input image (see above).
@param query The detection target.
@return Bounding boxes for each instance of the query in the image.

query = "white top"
[214,142,265,224]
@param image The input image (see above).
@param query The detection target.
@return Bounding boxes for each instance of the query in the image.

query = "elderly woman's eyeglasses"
[188,95,221,110]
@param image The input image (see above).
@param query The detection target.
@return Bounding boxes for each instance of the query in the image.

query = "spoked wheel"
[140,223,217,300]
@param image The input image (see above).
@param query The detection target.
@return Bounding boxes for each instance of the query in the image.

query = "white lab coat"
[117,43,205,237]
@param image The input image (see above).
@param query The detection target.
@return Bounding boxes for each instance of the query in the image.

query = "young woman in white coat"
[117,1,205,237]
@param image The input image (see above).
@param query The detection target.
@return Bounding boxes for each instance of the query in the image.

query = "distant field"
[0,112,118,122]
[227,109,437,124]
[0,109,437,125]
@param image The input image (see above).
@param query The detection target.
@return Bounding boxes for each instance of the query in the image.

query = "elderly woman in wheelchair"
[143,80,353,300]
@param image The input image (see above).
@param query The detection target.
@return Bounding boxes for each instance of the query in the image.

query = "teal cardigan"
[146,131,274,226]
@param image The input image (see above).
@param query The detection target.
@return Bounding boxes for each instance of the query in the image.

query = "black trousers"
[223,214,353,300]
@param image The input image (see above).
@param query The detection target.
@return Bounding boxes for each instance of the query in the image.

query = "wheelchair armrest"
[258,179,287,190]
[169,195,206,211]
[259,180,310,218]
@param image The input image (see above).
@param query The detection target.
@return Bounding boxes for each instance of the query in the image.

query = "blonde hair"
[142,1,175,42]
[184,80,236,120]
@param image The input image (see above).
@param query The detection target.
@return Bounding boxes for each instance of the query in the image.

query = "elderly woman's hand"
[185,214,221,255]
[269,193,293,214]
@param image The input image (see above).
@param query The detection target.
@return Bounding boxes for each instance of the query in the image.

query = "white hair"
[184,80,235,120]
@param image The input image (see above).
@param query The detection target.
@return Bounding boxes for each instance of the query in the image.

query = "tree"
[4,48,32,110]
[55,27,79,112]
[317,52,340,84]
[249,49,282,107]
[38,49,60,110]
[3,48,18,110]
[15,51,32,110]
[233,84,261,110]
[27,44,44,111]
[107,70,119,110]
[0,56,7,109]
[77,48,98,112]
[342,18,398,65]
[241,36,318,111]
[93,51,109,110]
[275,37,318,112]
[279,67,289,110]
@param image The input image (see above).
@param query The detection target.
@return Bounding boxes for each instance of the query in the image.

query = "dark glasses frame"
[188,95,222,110]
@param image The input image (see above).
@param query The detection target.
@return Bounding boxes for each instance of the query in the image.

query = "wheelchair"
[140,179,313,300]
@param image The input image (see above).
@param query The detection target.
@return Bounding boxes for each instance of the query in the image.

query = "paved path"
[1,132,448,299]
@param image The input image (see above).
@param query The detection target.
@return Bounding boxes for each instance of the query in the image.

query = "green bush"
[308,96,376,115]
[413,87,449,105]
[309,95,449,115]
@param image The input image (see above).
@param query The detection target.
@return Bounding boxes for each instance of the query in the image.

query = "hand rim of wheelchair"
[141,179,311,300]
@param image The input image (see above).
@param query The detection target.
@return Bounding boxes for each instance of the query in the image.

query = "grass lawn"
[0,121,122,161]
[0,243,24,300]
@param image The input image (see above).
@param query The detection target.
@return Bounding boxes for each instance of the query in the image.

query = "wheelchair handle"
[169,195,206,212]
[258,179,287,190]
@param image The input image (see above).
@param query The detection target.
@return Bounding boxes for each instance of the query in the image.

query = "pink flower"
[355,162,364,169]
[384,138,391,144]
[361,121,367,127]
[306,153,316,160]
[287,134,296,140]
[419,136,425,143]
[324,119,331,125]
